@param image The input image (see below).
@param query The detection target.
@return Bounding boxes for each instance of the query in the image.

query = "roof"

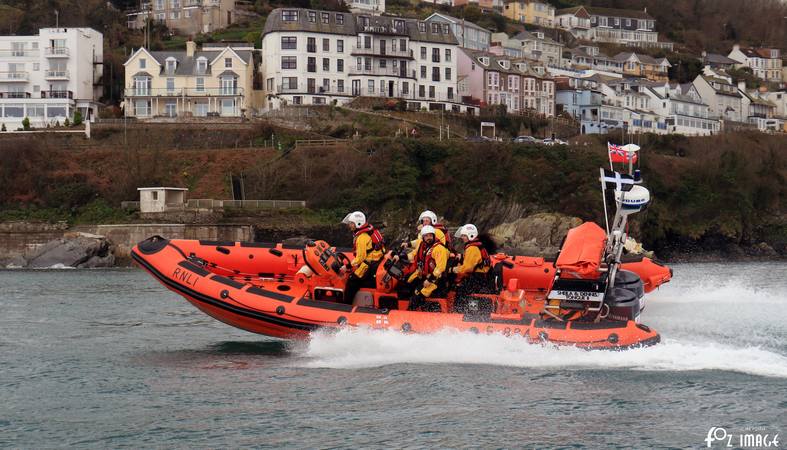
[584,6,654,20]
[613,52,669,66]
[556,6,589,17]
[703,53,737,65]
[263,8,458,44]
[425,12,492,34]
[513,30,562,46]
[462,48,545,78]
[138,187,189,191]
[147,49,253,76]
[736,46,780,59]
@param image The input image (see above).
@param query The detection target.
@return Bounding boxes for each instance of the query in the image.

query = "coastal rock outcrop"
[489,213,583,256]
[16,232,115,268]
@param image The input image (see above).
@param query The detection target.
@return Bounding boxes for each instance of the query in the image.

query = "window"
[308,11,316,22]
[314,97,326,105]
[220,76,237,95]
[432,48,440,63]
[28,105,44,117]
[419,85,425,97]
[445,67,451,80]
[380,80,385,93]
[368,80,374,93]
[322,78,330,92]
[134,76,151,95]
[195,102,208,117]
[196,57,207,74]
[281,36,297,49]
[445,49,451,62]
[140,58,146,69]
[336,13,344,25]
[420,47,426,60]
[221,99,235,116]
[420,66,426,78]
[171,11,179,19]
[432,67,440,81]
[364,36,371,49]
[155,0,164,9]
[337,59,344,72]
[625,18,631,26]
[394,19,404,31]
[337,79,344,93]
[307,57,316,72]
[323,39,329,52]
[282,77,297,89]
[322,58,329,71]
[47,106,67,118]
[321,12,329,24]
[292,96,302,105]
[151,191,159,201]
[196,77,204,92]
[337,40,344,53]
[443,24,449,34]
[282,10,298,22]
[400,39,407,52]
[402,82,409,95]
[418,22,426,32]
[364,58,371,70]
[165,101,177,117]
[166,77,175,92]
[429,86,435,98]
[307,37,316,53]
[281,56,297,69]
[165,58,177,74]
[379,59,386,68]
[431,23,439,33]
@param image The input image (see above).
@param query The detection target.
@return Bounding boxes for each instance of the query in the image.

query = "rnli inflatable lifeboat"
[132,220,670,350]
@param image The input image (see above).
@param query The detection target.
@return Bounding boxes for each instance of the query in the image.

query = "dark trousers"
[454,272,495,312]
[344,261,379,304]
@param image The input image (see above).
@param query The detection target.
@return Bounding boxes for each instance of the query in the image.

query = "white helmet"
[455,224,478,240]
[418,210,438,225]
[420,225,436,237]
[342,211,366,228]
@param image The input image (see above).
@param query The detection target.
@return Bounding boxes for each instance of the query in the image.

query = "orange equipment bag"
[555,222,607,279]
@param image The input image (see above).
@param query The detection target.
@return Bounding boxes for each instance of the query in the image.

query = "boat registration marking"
[548,290,603,301]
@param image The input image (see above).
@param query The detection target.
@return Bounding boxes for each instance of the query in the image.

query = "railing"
[351,48,413,59]
[0,50,39,57]
[349,66,414,78]
[41,90,74,99]
[45,70,69,79]
[0,92,31,99]
[0,71,29,81]
[45,47,69,57]
[295,139,348,148]
[120,201,140,210]
[124,87,246,97]
[186,199,306,209]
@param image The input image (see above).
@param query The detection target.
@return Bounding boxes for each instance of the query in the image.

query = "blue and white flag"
[601,169,634,192]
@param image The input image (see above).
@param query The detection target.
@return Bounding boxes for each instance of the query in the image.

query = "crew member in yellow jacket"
[407,225,449,311]
[451,224,495,311]
[341,211,385,304]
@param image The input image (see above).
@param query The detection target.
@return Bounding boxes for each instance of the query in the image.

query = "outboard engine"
[604,270,645,322]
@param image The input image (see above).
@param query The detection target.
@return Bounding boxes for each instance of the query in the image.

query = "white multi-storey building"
[727,45,782,83]
[0,27,103,129]
[345,0,385,14]
[261,8,471,113]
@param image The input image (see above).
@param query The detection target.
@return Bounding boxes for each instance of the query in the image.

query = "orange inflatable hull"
[132,237,666,350]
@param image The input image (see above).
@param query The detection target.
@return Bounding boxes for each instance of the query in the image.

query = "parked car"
[513,135,538,144]
[466,135,495,142]
[542,138,568,146]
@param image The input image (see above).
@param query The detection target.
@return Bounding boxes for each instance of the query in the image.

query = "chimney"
[186,40,196,57]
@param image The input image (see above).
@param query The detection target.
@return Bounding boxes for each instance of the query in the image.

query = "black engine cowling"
[605,270,645,322]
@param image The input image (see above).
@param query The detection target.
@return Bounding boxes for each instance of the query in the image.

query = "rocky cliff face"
[7,232,115,268]
[489,213,583,256]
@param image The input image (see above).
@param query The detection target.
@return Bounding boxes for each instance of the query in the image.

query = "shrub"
[73,110,83,126]
[22,117,30,131]
[64,118,71,127]
[1,123,5,132]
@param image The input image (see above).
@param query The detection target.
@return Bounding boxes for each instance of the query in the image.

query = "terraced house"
[261,8,473,113]
[0,27,103,130]
[727,45,782,83]
[503,1,556,28]
[458,49,555,116]
[556,6,672,50]
[614,52,670,82]
[126,0,238,35]
[123,42,254,118]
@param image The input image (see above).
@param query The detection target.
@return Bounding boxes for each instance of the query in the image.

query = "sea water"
[0,262,785,448]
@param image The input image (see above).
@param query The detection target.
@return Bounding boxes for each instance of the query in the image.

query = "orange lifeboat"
[132,222,670,350]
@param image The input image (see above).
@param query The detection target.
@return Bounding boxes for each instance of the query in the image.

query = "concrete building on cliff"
[0,27,103,130]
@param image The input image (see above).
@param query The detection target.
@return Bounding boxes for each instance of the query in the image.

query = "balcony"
[349,65,414,78]
[45,47,70,57]
[351,48,413,59]
[40,90,74,99]
[0,71,29,82]
[0,49,39,57]
[45,70,70,80]
[0,92,31,99]
[124,87,245,97]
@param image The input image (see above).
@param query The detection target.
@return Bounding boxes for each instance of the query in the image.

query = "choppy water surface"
[1,262,786,448]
